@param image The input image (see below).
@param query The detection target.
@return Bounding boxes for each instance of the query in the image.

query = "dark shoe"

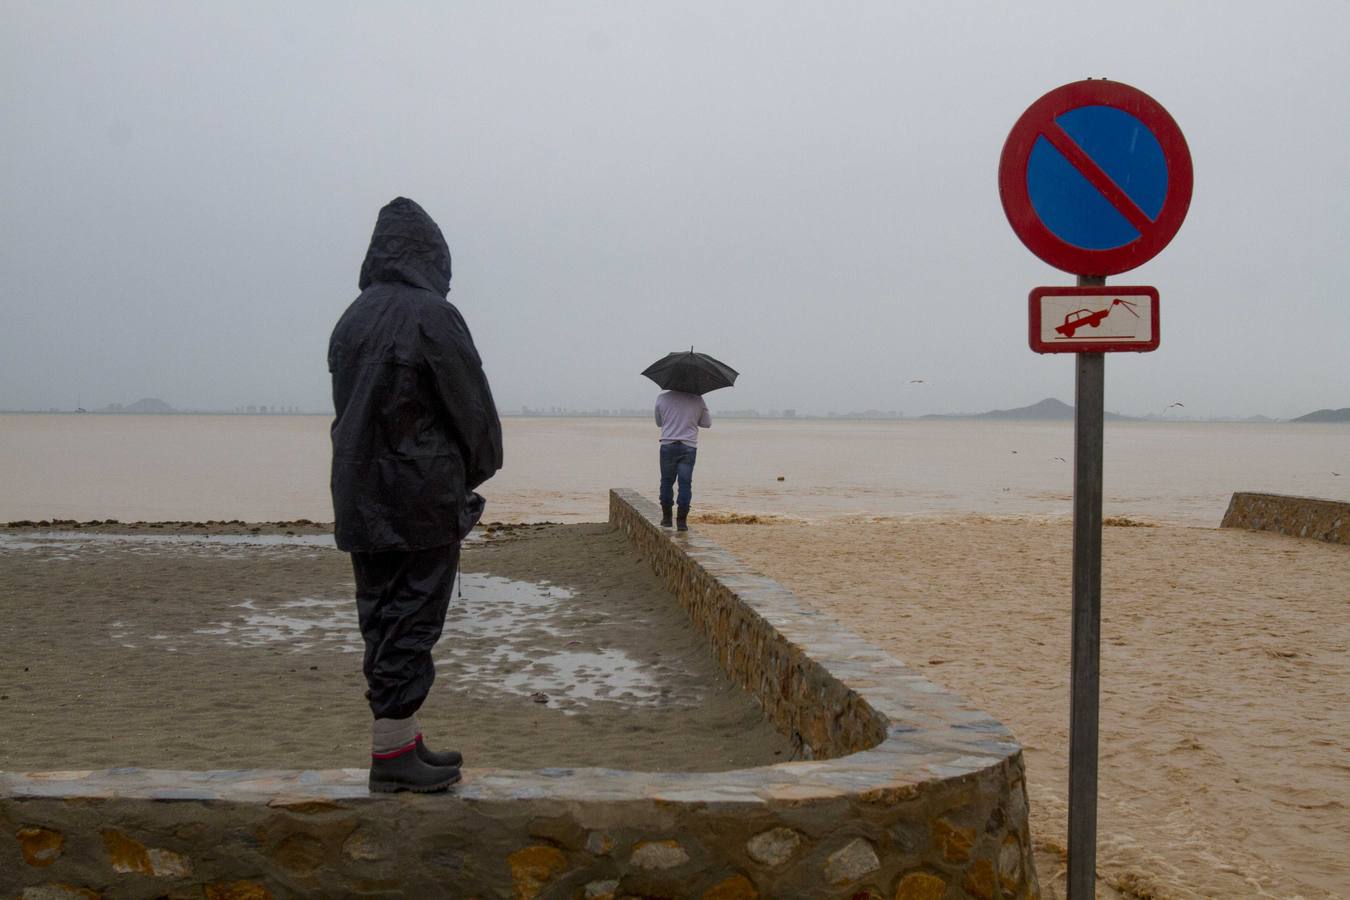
[676,506,689,532]
[660,504,673,528]
[415,734,463,768]
[368,747,461,793]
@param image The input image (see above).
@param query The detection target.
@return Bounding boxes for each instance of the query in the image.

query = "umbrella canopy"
[641,348,739,395]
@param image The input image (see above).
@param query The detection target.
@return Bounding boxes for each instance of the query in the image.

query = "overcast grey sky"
[3,1,1347,418]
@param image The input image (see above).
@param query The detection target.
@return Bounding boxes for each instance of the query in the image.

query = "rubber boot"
[368,746,460,793]
[660,503,674,528]
[676,506,690,532]
[415,733,463,768]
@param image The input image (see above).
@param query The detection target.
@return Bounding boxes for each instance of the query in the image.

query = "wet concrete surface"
[0,523,793,771]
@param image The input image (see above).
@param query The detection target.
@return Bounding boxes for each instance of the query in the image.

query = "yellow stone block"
[931,819,974,863]
[962,858,996,900]
[101,830,152,875]
[18,826,65,867]
[702,873,758,900]
[99,830,191,878]
[894,871,946,900]
[508,844,568,900]
[204,881,276,900]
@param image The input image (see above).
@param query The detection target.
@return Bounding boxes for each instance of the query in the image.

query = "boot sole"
[368,769,462,794]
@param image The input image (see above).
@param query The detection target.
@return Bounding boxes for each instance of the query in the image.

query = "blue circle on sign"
[1026,105,1168,251]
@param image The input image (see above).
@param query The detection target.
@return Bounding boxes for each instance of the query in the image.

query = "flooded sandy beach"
[2,413,1347,526]
[706,517,1350,900]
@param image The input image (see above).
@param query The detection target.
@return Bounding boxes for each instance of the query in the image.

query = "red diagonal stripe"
[1041,122,1155,234]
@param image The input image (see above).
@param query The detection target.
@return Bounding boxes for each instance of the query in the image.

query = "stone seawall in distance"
[2,494,1040,899]
[1221,492,1349,545]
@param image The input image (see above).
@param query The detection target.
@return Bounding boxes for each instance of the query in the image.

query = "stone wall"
[1220,492,1349,545]
[2,492,1039,899]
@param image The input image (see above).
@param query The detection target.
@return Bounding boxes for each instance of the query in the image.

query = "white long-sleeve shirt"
[654,391,711,445]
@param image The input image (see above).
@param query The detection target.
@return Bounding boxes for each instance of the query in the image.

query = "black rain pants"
[351,541,460,720]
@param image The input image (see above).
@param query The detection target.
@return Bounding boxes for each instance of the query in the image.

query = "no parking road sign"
[999,80,1192,276]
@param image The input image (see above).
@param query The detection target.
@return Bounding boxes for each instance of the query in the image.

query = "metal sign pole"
[1067,272,1105,900]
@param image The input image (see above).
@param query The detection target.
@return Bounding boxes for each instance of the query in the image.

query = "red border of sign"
[1029,286,1160,353]
[999,81,1193,276]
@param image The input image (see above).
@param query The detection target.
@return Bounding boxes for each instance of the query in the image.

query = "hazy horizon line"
[3,403,1343,424]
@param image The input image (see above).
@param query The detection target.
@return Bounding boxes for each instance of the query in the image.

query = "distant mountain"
[921,398,1132,421]
[100,397,175,414]
[974,398,1076,420]
[1291,407,1350,423]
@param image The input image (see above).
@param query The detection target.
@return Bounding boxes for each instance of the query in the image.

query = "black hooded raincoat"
[329,198,503,552]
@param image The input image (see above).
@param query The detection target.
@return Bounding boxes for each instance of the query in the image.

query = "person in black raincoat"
[329,197,503,792]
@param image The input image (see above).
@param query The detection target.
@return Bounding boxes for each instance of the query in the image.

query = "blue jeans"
[659,442,697,508]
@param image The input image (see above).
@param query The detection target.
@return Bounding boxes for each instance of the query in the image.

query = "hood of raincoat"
[358,197,452,296]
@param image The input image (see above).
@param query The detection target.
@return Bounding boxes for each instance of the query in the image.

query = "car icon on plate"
[1055,307,1109,338]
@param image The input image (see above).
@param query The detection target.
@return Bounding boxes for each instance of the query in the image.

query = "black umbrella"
[641,347,739,395]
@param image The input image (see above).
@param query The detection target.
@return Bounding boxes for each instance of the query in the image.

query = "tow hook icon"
[1055,298,1140,338]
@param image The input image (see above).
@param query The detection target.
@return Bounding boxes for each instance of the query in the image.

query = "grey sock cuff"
[371,715,419,754]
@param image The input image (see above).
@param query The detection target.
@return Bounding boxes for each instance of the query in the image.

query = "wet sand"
[0,523,792,773]
[702,515,1350,900]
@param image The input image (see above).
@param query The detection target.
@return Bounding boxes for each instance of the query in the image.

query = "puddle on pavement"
[205,598,363,653]
[88,565,695,713]
[437,574,698,713]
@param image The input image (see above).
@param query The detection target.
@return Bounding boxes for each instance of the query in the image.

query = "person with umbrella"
[642,349,738,531]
